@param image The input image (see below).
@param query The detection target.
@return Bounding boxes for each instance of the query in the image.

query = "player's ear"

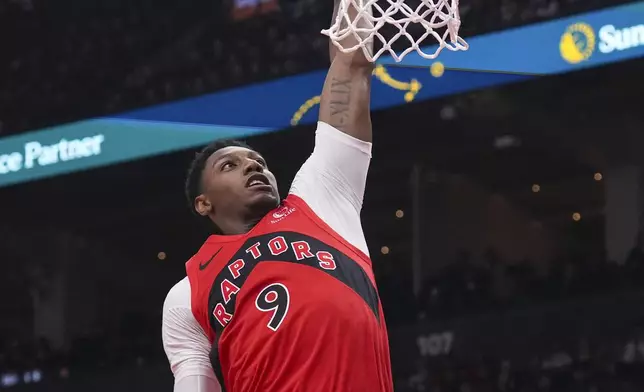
[194,194,212,217]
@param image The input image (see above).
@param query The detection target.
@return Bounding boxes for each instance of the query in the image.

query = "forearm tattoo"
[328,77,352,131]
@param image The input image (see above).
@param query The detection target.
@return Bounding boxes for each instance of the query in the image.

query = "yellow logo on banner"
[560,23,596,64]
[291,65,422,126]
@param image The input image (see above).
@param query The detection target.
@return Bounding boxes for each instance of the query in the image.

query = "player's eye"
[256,158,267,167]
[221,161,236,171]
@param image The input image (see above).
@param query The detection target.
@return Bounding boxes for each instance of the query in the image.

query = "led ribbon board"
[0,2,641,187]
[380,1,643,73]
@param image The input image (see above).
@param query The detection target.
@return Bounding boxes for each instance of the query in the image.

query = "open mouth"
[246,173,271,189]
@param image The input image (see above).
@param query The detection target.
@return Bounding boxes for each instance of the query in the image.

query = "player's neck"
[212,202,274,236]
[212,216,261,236]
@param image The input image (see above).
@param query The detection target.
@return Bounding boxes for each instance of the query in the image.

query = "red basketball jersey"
[186,195,393,392]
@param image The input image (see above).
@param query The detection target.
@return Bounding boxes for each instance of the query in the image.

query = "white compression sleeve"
[174,375,222,392]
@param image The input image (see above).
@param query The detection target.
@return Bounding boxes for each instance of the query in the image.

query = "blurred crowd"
[378,246,644,326]
[0,0,633,135]
[0,317,162,387]
[400,332,644,392]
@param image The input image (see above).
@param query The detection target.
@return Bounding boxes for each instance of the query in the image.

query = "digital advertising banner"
[384,0,644,74]
[0,2,641,188]
[0,121,266,188]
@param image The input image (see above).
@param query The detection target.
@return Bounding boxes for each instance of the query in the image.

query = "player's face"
[197,146,280,222]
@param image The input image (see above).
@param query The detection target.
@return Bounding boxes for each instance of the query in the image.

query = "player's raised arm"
[318,0,374,143]
[287,0,375,255]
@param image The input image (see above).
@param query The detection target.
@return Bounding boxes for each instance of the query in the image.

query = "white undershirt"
[162,121,372,392]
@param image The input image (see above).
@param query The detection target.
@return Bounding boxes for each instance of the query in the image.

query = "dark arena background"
[1,0,644,390]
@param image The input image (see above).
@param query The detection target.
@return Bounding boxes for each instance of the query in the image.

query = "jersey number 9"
[255,283,290,331]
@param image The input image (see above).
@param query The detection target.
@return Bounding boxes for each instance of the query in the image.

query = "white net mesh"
[322,0,468,62]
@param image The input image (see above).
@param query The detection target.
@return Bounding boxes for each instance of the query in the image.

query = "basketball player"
[161,1,393,390]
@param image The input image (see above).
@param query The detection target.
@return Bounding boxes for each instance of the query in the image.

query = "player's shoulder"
[163,276,191,312]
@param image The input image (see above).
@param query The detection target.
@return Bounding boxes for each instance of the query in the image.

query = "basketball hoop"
[322,0,468,63]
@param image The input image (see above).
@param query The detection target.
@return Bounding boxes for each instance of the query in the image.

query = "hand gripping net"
[322,0,468,62]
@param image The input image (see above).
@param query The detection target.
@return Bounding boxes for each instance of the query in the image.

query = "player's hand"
[329,0,374,67]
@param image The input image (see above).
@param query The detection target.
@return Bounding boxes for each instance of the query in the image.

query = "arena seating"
[0,0,633,135]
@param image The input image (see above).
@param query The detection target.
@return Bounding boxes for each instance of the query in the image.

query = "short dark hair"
[184,139,252,220]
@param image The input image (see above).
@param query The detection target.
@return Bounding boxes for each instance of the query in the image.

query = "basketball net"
[322,0,468,62]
